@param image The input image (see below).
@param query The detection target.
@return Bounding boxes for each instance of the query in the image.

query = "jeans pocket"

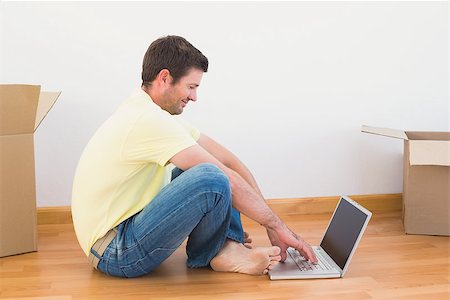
[120,247,176,278]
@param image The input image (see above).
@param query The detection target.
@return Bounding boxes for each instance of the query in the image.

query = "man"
[72,35,317,278]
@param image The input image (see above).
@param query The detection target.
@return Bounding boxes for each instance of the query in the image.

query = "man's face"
[160,68,203,115]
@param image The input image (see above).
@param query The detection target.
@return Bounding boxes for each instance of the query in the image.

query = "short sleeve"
[122,112,197,166]
[175,117,201,141]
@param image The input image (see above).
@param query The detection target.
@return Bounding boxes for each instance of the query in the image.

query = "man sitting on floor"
[71,35,317,278]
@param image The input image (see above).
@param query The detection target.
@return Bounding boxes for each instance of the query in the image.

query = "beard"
[160,89,184,115]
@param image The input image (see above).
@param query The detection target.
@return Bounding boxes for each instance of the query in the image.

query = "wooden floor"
[1,210,449,299]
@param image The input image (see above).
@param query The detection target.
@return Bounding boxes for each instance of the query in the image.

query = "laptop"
[269,196,372,280]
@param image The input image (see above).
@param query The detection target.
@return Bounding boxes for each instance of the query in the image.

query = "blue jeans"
[94,163,245,278]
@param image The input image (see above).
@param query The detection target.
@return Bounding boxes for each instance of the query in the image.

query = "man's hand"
[170,139,316,262]
[265,221,317,263]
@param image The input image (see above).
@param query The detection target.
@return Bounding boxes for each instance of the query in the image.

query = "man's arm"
[197,134,263,197]
[170,137,317,263]
[170,143,276,228]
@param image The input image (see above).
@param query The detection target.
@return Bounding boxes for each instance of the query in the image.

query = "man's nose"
[189,90,197,102]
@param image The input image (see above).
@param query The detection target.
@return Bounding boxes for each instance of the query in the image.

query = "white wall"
[0,1,448,207]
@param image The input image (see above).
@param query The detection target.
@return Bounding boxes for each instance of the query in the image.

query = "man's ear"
[158,69,172,85]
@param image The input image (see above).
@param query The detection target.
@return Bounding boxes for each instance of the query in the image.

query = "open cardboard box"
[0,84,61,257]
[362,125,450,236]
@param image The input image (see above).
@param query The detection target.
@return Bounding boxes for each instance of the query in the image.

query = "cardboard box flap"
[34,91,61,132]
[409,140,450,166]
[0,84,40,135]
[406,131,450,141]
[361,125,408,140]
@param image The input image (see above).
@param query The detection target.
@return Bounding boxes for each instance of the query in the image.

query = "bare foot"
[210,240,281,275]
[244,232,253,249]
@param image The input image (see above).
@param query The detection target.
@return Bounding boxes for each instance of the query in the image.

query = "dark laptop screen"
[320,198,369,270]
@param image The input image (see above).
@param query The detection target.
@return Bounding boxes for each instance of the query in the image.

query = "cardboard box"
[362,125,450,236]
[0,84,61,257]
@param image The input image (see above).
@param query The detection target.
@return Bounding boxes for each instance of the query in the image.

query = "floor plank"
[1,211,449,299]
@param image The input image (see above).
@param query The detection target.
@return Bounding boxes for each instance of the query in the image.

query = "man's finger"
[300,246,318,263]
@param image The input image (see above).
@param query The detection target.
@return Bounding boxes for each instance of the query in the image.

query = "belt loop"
[88,228,118,269]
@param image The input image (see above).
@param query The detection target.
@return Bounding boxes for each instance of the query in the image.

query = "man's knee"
[192,163,223,174]
[190,163,231,196]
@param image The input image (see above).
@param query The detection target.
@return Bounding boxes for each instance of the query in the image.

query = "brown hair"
[141,35,208,86]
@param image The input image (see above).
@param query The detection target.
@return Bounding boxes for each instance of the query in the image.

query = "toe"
[267,261,280,270]
[268,246,281,256]
[270,255,282,262]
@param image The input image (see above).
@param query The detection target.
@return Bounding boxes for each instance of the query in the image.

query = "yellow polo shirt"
[71,89,200,256]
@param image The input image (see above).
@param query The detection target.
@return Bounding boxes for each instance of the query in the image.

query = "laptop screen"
[320,198,369,270]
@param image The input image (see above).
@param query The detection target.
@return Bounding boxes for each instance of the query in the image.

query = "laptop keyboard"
[287,248,333,271]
